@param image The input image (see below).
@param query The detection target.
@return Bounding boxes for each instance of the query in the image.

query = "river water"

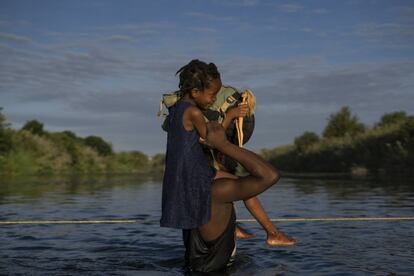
[0,175,413,275]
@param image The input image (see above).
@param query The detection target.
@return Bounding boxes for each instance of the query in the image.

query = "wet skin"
[198,122,279,241]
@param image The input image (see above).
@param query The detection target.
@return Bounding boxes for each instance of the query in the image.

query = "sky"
[0,0,413,155]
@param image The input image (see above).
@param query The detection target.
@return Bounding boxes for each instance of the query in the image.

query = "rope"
[1,217,413,225]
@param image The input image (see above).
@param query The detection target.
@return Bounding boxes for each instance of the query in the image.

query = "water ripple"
[1,176,413,275]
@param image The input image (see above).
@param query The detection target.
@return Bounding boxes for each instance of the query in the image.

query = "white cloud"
[92,22,175,35]
[277,3,304,13]
[212,0,260,7]
[105,35,134,43]
[0,32,33,44]
[1,8,413,153]
[353,22,414,48]
[0,19,31,29]
[255,61,414,115]
[185,11,237,22]
[311,8,329,14]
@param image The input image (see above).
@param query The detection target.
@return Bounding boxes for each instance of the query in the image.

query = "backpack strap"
[219,91,241,115]
[157,100,167,117]
[210,148,221,171]
[202,109,220,122]
[157,91,182,117]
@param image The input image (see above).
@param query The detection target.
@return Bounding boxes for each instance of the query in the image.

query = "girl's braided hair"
[176,59,221,95]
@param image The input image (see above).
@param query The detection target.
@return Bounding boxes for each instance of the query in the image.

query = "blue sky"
[1,0,413,155]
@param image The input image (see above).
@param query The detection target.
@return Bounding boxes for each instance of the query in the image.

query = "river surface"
[0,175,413,275]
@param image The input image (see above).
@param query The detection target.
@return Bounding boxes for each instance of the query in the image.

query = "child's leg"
[235,222,255,239]
[215,170,296,245]
[243,197,297,246]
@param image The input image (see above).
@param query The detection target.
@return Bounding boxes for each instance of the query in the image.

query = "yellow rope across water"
[1,217,414,225]
[250,217,414,222]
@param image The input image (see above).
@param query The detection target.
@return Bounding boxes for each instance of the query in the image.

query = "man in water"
[183,122,281,273]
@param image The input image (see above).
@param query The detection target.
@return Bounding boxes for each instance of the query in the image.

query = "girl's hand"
[226,103,249,120]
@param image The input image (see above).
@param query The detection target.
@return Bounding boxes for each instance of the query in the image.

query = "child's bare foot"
[235,224,256,239]
[266,230,297,246]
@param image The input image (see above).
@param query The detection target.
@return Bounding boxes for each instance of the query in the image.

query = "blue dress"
[160,101,216,229]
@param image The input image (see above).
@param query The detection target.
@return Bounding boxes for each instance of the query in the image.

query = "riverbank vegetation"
[261,107,414,176]
[1,107,412,177]
[0,108,164,176]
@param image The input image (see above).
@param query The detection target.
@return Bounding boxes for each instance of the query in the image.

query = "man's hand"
[205,121,228,149]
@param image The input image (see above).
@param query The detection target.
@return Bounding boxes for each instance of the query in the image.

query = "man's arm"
[206,122,279,203]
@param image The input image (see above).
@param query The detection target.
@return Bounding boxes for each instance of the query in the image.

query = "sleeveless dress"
[160,101,216,229]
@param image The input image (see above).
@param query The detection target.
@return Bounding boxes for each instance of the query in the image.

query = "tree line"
[0,108,164,176]
[2,106,412,176]
[261,107,414,176]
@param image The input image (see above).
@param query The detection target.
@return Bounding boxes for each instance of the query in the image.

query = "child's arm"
[183,106,208,139]
[184,104,249,140]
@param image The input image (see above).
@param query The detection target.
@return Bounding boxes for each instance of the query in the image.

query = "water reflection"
[0,174,152,201]
[291,176,414,199]
[0,175,413,275]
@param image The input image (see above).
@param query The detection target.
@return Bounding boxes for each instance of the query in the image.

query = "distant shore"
[1,107,413,177]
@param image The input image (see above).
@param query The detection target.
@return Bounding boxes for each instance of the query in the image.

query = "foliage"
[294,131,320,152]
[22,120,45,136]
[47,132,81,167]
[2,106,412,176]
[1,130,69,175]
[0,107,11,131]
[150,153,165,173]
[0,108,13,154]
[128,151,150,168]
[266,116,414,175]
[62,130,77,139]
[0,109,153,176]
[323,106,365,138]
[84,135,113,156]
[376,111,408,127]
[0,129,13,155]
[264,107,413,175]
[106,151,150,173]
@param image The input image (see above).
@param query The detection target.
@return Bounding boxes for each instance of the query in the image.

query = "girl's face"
[192,78,222,109]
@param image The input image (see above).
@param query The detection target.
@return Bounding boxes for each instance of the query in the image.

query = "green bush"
[22,120,45,136]
[151,153,165,173]
[323,106,365,138]
[265,111,414,175]
[377,111,408,127]
[0,107,10,129]
[84,135,113,156]
[294,131,320,153]
[0,108,13,155]
[0,109,153,176]
[0,129,13,154]
[106,151,150,173]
